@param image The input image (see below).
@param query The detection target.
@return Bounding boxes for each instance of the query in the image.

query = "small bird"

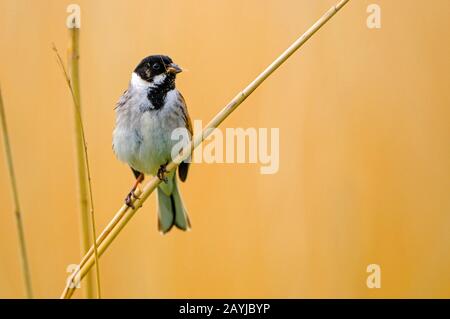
[112,55,192,234]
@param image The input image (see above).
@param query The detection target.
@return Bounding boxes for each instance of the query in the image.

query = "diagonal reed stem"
[53,27,101,299]
[60,0,350,299]
[0,86,33,299]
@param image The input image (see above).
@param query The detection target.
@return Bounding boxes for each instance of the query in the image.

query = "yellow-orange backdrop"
[0,0,449,298]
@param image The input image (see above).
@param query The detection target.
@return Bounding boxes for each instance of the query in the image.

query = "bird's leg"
[157,163,168,183]
[125,173,144,208]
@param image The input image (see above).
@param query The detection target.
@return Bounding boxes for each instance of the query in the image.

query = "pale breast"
[113,89,187,175]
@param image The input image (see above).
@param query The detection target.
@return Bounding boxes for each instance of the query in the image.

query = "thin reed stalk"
[60,0,350,299]
[54,27,101,299]
[0,86,33,299]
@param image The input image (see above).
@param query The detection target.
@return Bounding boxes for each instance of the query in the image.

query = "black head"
[134,55,182,82]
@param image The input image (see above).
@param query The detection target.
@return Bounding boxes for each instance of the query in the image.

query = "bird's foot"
[125,192,134,209]
[124,172,144,208]
[157,164,168,183]
[124,190,140,209]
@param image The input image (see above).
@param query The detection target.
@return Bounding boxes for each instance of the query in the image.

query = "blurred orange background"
[0,0,449,298]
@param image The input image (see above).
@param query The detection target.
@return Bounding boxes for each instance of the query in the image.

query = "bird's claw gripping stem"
[157,164,168,183]
[125,192,135,209]
[124,173,144,209]
[125,190,141,209]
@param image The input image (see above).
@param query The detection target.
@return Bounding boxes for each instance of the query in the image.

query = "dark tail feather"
[157,178,190,234]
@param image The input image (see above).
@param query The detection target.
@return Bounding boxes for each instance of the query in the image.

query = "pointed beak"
[166,63,182,74]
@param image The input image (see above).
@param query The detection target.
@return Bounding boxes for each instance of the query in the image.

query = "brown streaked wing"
[178,92,192,182]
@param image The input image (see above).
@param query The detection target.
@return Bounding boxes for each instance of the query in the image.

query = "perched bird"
[112,55,192,234]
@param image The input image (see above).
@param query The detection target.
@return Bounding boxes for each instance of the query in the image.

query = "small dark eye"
[152,63,160,70]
